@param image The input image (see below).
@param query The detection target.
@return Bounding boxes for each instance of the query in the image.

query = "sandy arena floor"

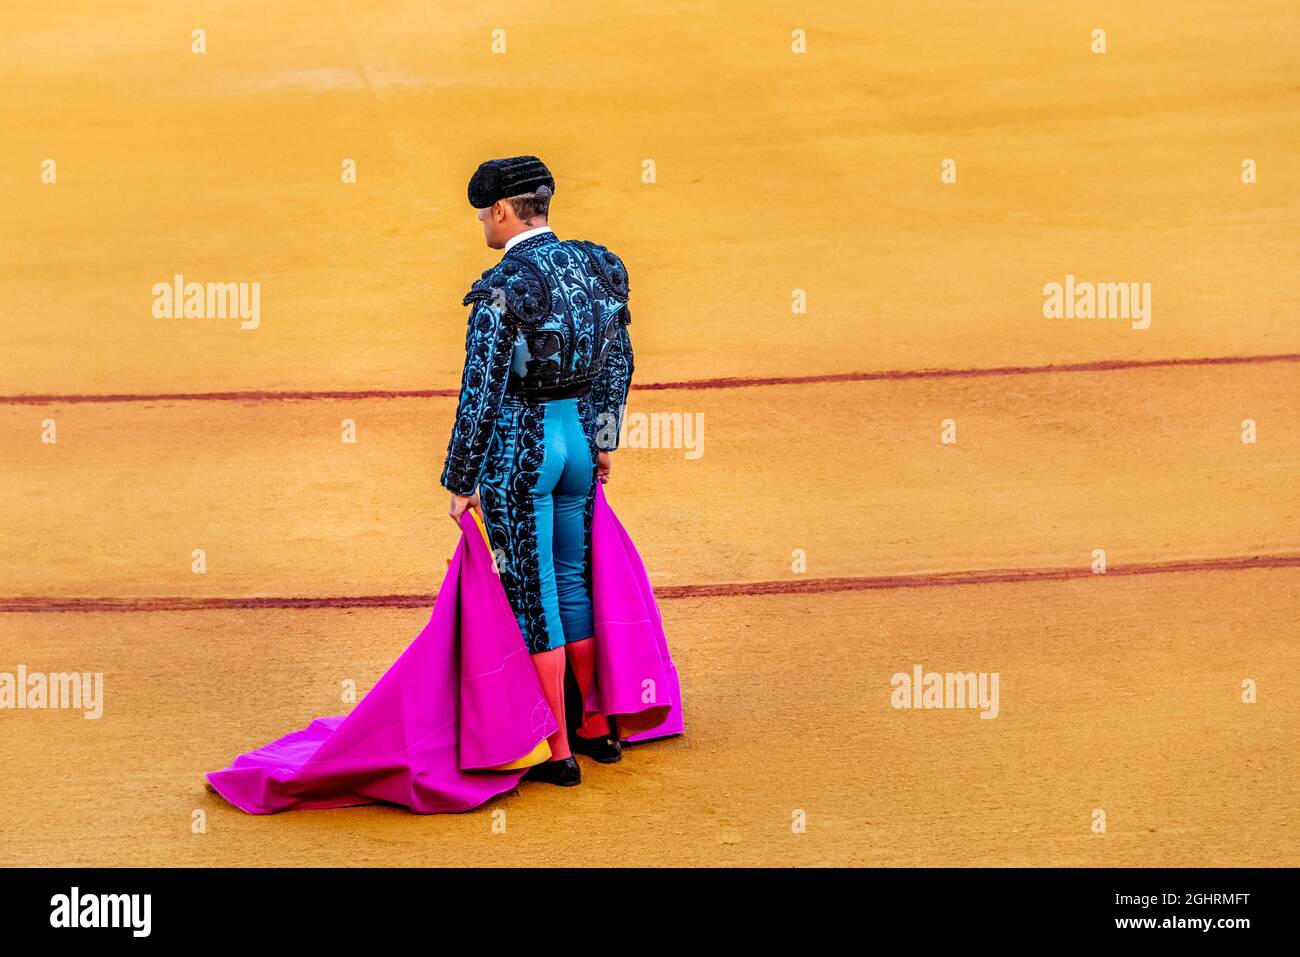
[0,1,1296,866]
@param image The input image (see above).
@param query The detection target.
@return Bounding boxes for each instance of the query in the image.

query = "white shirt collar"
[504,225,553,252]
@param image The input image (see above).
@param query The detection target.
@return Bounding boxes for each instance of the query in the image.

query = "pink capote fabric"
[206,485,682,814]
[205,508,556,814]
[588,482,684,741]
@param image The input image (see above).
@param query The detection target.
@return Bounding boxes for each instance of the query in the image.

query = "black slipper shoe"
[522,755,582,786]
[570,732,623,764]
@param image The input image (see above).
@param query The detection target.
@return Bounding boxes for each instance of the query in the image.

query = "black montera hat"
[467,155,555,208]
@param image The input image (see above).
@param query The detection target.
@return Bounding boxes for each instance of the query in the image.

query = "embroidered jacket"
[440,231,634,495]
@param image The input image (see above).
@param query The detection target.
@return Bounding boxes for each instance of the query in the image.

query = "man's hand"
[449,490,483,526]
[596,451,612,484]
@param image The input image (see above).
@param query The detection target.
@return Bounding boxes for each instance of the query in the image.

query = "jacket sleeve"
[592,306,634,452]
[440,299,516,495]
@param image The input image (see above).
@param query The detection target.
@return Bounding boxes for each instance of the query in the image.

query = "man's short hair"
[507,184,552,221]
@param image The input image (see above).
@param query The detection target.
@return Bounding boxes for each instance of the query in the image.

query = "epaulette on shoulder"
[462,257,550,324]
[572,240,630,302]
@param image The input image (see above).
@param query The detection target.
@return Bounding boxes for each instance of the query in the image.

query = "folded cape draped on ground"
[205,482,683,814]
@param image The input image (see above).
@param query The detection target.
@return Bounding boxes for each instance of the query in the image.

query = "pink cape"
[206,483,682,814]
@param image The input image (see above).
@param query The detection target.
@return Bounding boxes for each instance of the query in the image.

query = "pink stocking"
[531,647,571,760]
[566,637,612,739]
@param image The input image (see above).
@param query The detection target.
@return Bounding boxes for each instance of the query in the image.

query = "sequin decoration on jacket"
[440,231,634,496]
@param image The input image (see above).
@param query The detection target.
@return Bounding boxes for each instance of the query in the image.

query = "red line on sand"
[664,552,1300,598]
[3,553,1295,613]
[0,388,461,405]
[638,352,1300,392]
[2,352,1297,405]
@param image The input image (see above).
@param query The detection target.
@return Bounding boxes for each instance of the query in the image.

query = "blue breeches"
[477,395,598,654]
